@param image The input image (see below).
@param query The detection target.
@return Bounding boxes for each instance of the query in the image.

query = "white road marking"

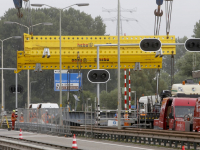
[65,138,155,150]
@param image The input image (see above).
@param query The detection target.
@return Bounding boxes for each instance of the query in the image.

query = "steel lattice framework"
[15,34,176,73]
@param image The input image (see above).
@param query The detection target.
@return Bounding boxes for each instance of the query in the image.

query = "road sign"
[108,120,118,126]
[140,38,162,52]
[54,70,82,91]
[185,38,200,52]
[131,105,136,109]
[87,69,110,83]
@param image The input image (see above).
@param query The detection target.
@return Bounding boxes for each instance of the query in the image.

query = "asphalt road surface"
[0,129,177,150]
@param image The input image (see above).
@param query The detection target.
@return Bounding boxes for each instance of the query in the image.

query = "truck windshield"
[175,106,194,118]
[139,103,144,109]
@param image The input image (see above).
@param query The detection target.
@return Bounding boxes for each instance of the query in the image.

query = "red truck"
[193,98,200,132]
[154,97,196,131]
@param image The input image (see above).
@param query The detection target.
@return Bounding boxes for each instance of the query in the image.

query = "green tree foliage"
[98,69,168,110]
[193,20,200,38]
[173,20,200,83]
[162,36,187,75]
[0,8,106,111]
[175,52,200,78]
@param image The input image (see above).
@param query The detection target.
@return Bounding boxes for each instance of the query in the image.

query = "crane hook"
[154,6,163,17]
[17,9,23,18]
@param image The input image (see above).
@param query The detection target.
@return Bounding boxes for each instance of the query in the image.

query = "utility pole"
[103,0,137,35]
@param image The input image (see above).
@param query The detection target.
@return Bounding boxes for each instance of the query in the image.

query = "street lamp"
[4,21,29,34]
[0,36,21,111]
[87,98,91,111]
[30,22,53,33]
[31,22,53,27]
[30,81,37,104]
[4,21,53,109]
[106,79,111,93]
[31,3,89,110]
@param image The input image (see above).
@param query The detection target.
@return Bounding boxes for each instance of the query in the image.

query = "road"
[0,129,176,150]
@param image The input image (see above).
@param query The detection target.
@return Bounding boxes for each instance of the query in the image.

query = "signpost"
[54,70,82,91]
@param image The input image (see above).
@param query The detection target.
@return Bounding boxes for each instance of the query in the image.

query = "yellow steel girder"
[16,34,176,73]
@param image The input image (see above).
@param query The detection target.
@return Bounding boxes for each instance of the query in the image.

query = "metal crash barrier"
[16,108,71,135]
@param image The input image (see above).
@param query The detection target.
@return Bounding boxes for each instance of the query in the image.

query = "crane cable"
[67,67,71,109]
[77,52,82,99]
[154,0,163,36]
[165,0,173,39]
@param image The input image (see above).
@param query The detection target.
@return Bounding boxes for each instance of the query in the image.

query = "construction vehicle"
[154,79,200,131]
[171,79,200,97]
[138,95,161,128]
[154,97,196,131]
[193,98,200,132]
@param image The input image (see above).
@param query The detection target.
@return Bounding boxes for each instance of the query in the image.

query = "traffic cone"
[182,145,185,150]
[72,134,78,149]
[19,129,23,139]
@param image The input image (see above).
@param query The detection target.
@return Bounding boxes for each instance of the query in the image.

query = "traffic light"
[140,38,162,52]
[9,85,23,93]
[185,38,200,52]
[87,69,110,83]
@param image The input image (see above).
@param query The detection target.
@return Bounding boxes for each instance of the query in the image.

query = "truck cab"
[154,97,196,131]
[139,95,160,114]
[193,98,200,132]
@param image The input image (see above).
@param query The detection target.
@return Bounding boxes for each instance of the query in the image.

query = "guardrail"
[70,126,200,150]
[0,135,82,150]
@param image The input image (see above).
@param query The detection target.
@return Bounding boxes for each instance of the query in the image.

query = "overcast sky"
[1,0,200,38]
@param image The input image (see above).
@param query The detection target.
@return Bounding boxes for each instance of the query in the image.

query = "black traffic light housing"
[9,85,23,93]
[140,38,162,52]
[185,38,200,52]
[87,69,110,83]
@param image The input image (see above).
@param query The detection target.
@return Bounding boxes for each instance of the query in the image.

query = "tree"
[0,8,106,110]
[193,20,200,38]
[162,36,187,75]
[175,52,200,78]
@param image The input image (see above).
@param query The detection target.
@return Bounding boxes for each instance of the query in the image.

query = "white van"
[37,103,59,109]
[29,104,38,109]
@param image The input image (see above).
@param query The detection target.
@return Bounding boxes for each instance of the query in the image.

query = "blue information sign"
[131,105,136,109]
[54,70,82,91]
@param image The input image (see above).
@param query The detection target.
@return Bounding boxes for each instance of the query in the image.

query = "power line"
[102,0,137,35]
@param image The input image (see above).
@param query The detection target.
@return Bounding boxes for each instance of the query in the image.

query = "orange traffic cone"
[72,134,78,149]
[19,129,23,139]
[182,145,185,150]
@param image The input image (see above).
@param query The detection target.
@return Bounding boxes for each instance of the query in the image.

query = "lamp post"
[117,0,121,129]
[30,22,53,33]
[4,21,29,34]
[0,36,21,112]
[4,21,53,109]
[31,3,89,110]
[30,81,37,104]
[106,79,111,93]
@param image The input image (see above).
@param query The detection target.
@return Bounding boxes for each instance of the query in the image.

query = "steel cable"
[165,0,173,38]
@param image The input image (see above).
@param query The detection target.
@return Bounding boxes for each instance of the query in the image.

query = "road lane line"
[65,138,155,150]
